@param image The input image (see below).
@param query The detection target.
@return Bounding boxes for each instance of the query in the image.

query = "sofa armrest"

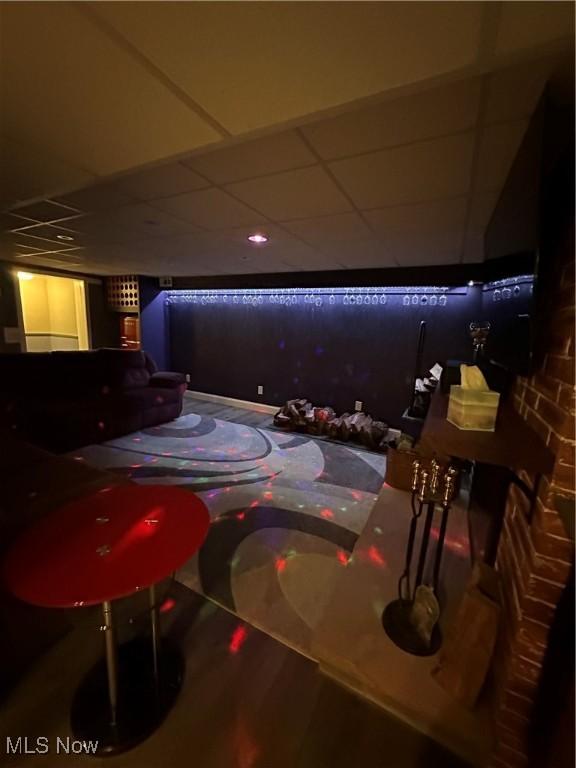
[149,371,186,389]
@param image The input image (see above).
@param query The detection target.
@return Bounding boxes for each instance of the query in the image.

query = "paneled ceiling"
[0,1,573,276]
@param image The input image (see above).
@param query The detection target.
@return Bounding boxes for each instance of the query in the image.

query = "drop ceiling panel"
[151,188,263,230]
[1,3,221,176]
[484,60,551,124]
[238,237,329,271]
[467,191,500,232]
[365,197,467,234]
[116,163,209,201]
[89,2,483,134]
[134,231,233,262]
[0,135,95,208]
[496,1,574,55]
[78,203,199,243]
[55,183,138,212]
[80,244,150,273]
[184,131,316,184]
[282,212,374,246]
[8,199,81,223]
[463,232,485,263]
[226,167,353,221]
[8,230,84,253]
[152,237,264,274]
[326,240,395,269]
[365,198,466,266]
[0,237,46,255]
[13,252,86,269]
[302,78,482,160]
[475,120,529,192]
[8,221,80,239]
[279,251,348,272]
[393,245,461,267]
[329,133,475,209]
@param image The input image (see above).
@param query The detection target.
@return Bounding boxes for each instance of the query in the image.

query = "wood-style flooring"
[182,393,273,428]
[2,584,468,768]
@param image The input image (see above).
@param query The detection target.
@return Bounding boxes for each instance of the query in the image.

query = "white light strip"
[164,285,470,308]
[483,274,534,290]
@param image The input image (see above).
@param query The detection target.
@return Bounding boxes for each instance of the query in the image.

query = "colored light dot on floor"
[160,598,176,614]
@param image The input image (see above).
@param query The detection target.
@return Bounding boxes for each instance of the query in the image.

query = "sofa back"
[0,349,151,397]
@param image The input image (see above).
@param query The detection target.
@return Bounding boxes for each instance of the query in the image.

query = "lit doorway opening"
[17,271,90,352]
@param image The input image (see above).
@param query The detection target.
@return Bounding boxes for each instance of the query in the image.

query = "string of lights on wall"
[164,285,468,309]
[482,274,534,302]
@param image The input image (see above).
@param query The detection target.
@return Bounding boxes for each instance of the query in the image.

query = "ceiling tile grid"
[328,133,476,210]
[86,1,484,134]
[1,1,572,277]
[225,166,354,222]
[301,78,483,160]
[1,3,221,177]
[183,131,317,185]
[150,187,265,231]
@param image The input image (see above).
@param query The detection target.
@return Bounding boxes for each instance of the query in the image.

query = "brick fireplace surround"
[490,222,575,768]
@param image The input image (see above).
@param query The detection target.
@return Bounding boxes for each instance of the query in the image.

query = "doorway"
[17,271,90,352]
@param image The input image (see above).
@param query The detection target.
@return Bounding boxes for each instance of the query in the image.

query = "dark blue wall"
[140,278,169,370]
[166,286,481,427]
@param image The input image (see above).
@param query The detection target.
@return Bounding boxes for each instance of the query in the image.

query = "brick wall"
[490,222,575,768]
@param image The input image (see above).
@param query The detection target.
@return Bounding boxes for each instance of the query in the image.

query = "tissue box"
[447,385,500,431]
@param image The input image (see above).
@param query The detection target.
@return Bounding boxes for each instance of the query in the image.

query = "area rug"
[70,411,386,657]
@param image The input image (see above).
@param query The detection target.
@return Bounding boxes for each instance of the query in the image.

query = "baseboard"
[186,389,279,415]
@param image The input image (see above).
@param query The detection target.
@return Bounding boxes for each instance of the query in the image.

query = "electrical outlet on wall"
[257,385,264,395]
[185,374,191,383]
[355,400,363,412]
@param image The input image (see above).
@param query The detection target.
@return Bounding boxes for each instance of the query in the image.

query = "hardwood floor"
[182,393,274,428]
[2,583,468,767]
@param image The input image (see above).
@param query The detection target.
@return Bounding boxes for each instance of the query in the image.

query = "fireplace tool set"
[382,458,459,656]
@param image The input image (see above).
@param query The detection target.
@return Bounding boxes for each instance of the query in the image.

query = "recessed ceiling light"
[247,233,268,244]
[17,271,34,280]
[56,233,74,241]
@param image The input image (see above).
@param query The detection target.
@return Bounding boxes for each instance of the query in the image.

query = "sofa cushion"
[50,351,103,395]
[97,348,149,391]
[121,386,181,410]
[143,351,159,375]
[149,371,186,389]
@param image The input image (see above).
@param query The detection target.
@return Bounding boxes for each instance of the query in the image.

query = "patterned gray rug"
[71,411,386,656]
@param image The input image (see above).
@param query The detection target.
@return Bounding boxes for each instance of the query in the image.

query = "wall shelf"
[419,389,554,564]
[419,390,554,476]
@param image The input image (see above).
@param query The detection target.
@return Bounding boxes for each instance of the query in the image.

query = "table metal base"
[70,636,184,755]
[382,599,442,657]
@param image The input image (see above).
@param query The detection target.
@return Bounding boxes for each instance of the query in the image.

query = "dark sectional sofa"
[0,348,186,452]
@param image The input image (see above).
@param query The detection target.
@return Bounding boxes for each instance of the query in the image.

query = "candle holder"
[469,320,491,361]
[382,459,459,656]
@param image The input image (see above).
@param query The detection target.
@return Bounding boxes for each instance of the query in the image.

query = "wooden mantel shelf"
[419,390,555,476]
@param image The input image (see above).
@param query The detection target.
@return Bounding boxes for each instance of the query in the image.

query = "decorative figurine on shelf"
[382,459,459,656]
[468,321,491,361]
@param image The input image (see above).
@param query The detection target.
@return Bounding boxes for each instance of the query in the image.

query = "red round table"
[3,483,210,755]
